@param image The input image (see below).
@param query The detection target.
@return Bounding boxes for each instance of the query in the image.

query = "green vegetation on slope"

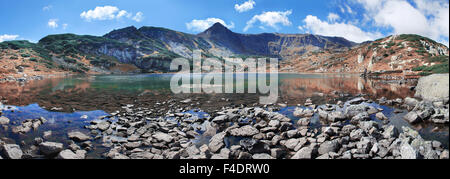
[412,55,449,75]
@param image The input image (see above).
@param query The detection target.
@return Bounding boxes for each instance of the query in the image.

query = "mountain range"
[0,23,448,78]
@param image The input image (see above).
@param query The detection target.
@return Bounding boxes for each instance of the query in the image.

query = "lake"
[0,73,448,158]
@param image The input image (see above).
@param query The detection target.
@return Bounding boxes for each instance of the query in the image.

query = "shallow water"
[0,73,448,156]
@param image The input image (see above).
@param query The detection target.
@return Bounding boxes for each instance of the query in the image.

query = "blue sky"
[0,0,448,46]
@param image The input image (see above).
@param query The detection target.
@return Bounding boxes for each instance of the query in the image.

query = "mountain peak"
[103,26,142,40]
[199,22,233,38]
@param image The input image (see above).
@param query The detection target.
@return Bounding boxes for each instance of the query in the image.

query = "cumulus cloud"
[186,18,235,32]
[48,19,59,29]
[300,15,383,43]
[244,10,292,31]
[0,34,19,42]
[327,13,340,22]
[235,0,256,13]
[80,6,144,22]
[354,0,449,46]
[43,5,52,11]
[132,12,144,22]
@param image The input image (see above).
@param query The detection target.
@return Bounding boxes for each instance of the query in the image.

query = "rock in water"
[39,142,63,156]
[68,131,92,142]
[0,116,10,125]
[57,150,84,159]
[415,74,449,102]
[403,112,422,124]
[2,144,23,159]
[209,132,226,153]
[375,112,388,120]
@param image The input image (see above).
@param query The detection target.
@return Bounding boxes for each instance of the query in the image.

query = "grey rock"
[2,144,23,159]
[153,132,174,143]
[291,146,317,159]
[208,132,226,153]
[212,115,228,123]
[415,74,449,102]
[0,116,10,125]
[229,125,259,137]
[400,143,419,159]
[318,140,339,155]
[252,153,274,159]
[68,131,91,142]
[39,142,63,156]
[97,121,110,131]
[383,125,399,139]
[57,149,85,159]
[403,112,422,124]
[375,112,388,120]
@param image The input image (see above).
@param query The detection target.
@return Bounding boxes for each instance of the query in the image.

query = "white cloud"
[62,23,68,30]
[355,0,449,45]
[327,13,340,22]
[132,12,144,22]
[244,10,292,31]
[0,34,19,42]
[300,15,383,43]
[345,4,355,14]
[43,5,52,11]
[80,6,144,22]
[235,0,256,13]
[48,19,59,29]
[186,18,235,32]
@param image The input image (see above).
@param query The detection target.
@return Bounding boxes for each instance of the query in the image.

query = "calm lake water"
[0,73,448,155]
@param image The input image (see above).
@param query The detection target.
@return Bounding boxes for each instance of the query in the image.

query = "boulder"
[400,143,419,159]
[375,112,388,120]
[39,142,63,156]
[383,125,399,139]
[403,112,422,124]
[229,126,259,137]
[2,144,23,159]
[291,146,317,159]
[153,132,174,143]
[318,140,339,155]
[415,74,449,102]
[252,153,274,159]
[96,121,110,131]
[0,116,10,125]
[68,131,92,142]
[351,112,370,123]
[208,132,226,153]
[240,139,270,154]
[57,149,84,159]
[212,115,228,123]
[404,97,419,107]
[345,104,369,118]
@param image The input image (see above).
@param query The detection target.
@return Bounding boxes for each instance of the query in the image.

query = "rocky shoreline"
[0,74,448,159]
[0,94,448,159]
